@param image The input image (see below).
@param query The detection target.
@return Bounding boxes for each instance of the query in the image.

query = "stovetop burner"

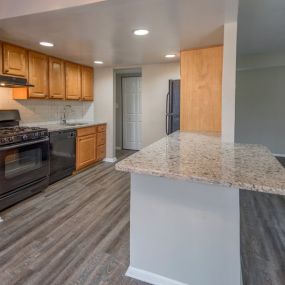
[0,126,44,136]
[0,126,48,146]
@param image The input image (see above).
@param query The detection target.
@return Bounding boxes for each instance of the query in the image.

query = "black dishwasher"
[49,129,76,184]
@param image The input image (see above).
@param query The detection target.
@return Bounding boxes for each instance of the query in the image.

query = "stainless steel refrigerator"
[166,79,180,135]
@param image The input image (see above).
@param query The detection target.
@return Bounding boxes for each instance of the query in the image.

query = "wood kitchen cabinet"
[28,51,49,98]
[76,134,97,170]
[65,62,81,100]
[180,45,223,133]
[76,124,106,171]
[2,43,28,77]
[1,40,94,101]
[81,66,94,101]
[96,125,106,160]
[49,57,65,99]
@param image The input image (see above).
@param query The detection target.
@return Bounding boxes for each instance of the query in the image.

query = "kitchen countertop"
[115,131,285,196]
[21,121,106,132]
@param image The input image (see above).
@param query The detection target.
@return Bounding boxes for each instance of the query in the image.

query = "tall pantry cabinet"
[180,46,223,133]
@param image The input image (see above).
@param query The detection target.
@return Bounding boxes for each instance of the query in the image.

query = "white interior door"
[122,76,142,150]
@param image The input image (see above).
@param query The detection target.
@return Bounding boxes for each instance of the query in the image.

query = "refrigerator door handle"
[166,92,170,114]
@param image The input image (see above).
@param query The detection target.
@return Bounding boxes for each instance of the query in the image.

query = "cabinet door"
[3,43,28,77]
[49,57,65,99]
[180,46,223,133]
[28,51,48,99]
[65,62,81,100]
[81,66,94,101]
[76,134,96,170]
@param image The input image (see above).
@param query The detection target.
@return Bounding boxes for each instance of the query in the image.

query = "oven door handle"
[0,137,49,151]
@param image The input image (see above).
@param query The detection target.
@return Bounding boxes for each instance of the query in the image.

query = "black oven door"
[0,137,50,196]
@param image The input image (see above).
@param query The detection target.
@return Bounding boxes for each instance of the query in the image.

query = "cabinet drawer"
[77,126,96,137]
[97,145,106,161]
[97,124,106,133]
[97,132,106,146]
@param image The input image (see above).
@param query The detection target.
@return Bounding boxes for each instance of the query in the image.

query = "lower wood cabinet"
[76,124,106,171]
[76,134,97,170]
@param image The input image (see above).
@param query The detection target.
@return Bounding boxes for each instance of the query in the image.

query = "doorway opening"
[115,68,142,158]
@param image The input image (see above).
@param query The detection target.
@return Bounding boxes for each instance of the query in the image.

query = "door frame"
[121,75,142,150]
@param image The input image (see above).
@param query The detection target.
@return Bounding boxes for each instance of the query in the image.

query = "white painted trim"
[126,266,188,285]
[273,153,285,158]
[222,21,237,143]
[103,157,117,163]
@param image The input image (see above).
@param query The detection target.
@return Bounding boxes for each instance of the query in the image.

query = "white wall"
[141,63,180,147]
[95,63,179,159]
[235,52,285,155]
[0,88,94,123]
[94,67,116,160]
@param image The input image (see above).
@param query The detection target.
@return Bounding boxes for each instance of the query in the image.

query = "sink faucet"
[61,105,72,125]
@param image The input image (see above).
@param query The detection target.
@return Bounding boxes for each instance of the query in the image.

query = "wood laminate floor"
[240,157,285,285]
[0,150,284,285]
[0,150,147,285]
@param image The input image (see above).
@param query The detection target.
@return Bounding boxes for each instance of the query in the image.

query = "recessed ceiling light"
[94,60,104,65]
[39,41,54,47]
[0,83,5,86]
[133,29,149,36]
[165,54,176,58]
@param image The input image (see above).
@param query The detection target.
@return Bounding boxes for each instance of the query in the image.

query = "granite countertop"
[21,121,106,132]
[115,131,285,196]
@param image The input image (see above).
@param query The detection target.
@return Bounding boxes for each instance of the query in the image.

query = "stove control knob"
[0,138,6,144]
[8,137,13,143]
[34,132,39,137]
[22,134,28,140]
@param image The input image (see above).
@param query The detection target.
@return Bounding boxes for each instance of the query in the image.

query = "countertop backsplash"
[0,88,94,123]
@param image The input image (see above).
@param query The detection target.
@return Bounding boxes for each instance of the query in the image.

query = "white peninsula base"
[126,173,242,285]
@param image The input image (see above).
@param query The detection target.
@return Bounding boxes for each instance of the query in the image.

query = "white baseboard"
[103,157,117,163]
[126,266,188,285]
[273,153,285,158]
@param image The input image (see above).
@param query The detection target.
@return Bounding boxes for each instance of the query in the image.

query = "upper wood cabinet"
[180,46,223,133]
[65,62,81,100]
[49,57,65,99]
[28,51,49,99]
[81,66,94,101]
[3,43,28,77]
[1,41,94,101]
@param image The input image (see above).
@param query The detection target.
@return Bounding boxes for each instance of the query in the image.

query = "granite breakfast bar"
[115,131,285,285]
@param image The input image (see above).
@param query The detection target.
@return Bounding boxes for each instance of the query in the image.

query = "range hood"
[0,75,34,88]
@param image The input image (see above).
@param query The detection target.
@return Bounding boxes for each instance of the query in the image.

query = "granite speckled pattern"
[115,131,285,196]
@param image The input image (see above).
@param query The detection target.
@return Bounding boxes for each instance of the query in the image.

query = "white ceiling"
[0,0,106,20]
[0,0,227,67]
[237,0,285,55]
